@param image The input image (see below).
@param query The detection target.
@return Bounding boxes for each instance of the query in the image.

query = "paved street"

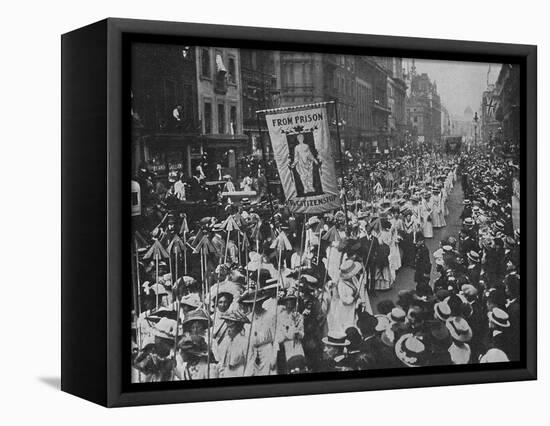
[371,181,464,312]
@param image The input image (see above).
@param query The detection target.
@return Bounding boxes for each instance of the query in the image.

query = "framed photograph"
[61,18,536,407]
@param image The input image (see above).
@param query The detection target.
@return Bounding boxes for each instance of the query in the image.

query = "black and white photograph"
[129,43,522,383]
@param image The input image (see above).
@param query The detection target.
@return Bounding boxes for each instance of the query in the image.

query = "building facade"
[196,46,246,179]
[494,64,520,155]
[240,50,279,160]
[406,66,442,149]
[131,43,199,178]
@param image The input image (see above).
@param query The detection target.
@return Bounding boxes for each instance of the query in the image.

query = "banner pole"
[256,112,276,223]
[334,100,349,233]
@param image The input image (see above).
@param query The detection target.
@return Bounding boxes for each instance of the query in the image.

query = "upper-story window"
[228,56,236,84]
[201,48,211,78]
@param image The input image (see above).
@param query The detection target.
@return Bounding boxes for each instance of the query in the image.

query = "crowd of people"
[131,145,521,382]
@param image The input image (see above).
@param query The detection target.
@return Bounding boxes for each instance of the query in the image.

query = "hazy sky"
[405,58,501,117]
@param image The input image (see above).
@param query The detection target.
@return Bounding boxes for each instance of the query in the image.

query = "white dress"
[431,194,446,228]
[420,198,434,239]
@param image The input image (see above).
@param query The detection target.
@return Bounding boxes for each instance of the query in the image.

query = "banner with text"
[266,107,341,214]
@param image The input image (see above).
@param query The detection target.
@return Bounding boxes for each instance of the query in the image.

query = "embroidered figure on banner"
[283,125,323,197]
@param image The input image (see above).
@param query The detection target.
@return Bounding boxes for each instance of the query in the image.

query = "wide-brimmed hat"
[467,251,480,263]
[181,309,211,327]
[493,221,505,232]
[434,301,452,322]
[148,307,178,322]
[375,315,391,333]
[380,328,395,347]
[387,307,406,323]
[446,317,473,342]
[180,293,201,308]
[322,331,350,346]
[340,260,362,280]
[151,317,178,340]
[463,217,475,227]
[479,348,510,363]
[239,287,274,304]
[460,284,478,299]
[395,333,427,367]
[487,307,511,328]
[220,309,250,323]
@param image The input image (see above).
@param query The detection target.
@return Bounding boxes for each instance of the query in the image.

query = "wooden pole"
[334,100,349,234]
[155,254,159,309]
[242,256,262,376]
[183,232,187,275]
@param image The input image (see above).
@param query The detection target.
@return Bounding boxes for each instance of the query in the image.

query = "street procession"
[129,46,521,382]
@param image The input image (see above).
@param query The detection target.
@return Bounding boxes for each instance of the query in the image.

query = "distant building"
[406,64,442,148]
[452,106,475,140]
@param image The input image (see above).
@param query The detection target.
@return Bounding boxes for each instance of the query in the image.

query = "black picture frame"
[61,18,537,407]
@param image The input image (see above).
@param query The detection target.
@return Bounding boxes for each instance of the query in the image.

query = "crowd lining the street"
[131,145,520,381]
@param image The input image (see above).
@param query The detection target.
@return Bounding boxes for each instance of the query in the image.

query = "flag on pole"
[265,105,341,214]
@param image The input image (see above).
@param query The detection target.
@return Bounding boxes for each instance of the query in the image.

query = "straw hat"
[340,260,362,280]
[180,293,201,309]
[322,331,350,346]
[387,307,406,323]
[479,348,510,363]
[220,309,250,323]
[375,315,391,333]
[151,317,178,340]
[446,317,473,343]
[434,301,452,322]
[488,307,511,328]
[181,309,211,327]
[395,333,427,367]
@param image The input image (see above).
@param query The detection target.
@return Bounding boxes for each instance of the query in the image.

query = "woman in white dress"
[431,189,446,228]
[386,214,402,281]
[420,193,434,239]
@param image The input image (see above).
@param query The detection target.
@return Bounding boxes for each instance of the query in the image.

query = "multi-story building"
[452,106,475,139]
[406,66,442,148]
[240,50,278,159]
[272,52,360,153]
[131,43,199,178]
[494,64,520,154]
[196,46,246,178]
[480,83,501,146]
[375,57,408,148]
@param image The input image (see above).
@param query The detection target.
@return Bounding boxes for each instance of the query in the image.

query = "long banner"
[265,106,341,214]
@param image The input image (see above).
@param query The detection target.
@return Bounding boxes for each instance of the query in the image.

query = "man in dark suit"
[356,311,380,369]
[414,237,431,287]
[359,224,379,293]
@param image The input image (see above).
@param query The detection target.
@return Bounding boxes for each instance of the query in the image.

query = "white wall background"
[0,0,545,422]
